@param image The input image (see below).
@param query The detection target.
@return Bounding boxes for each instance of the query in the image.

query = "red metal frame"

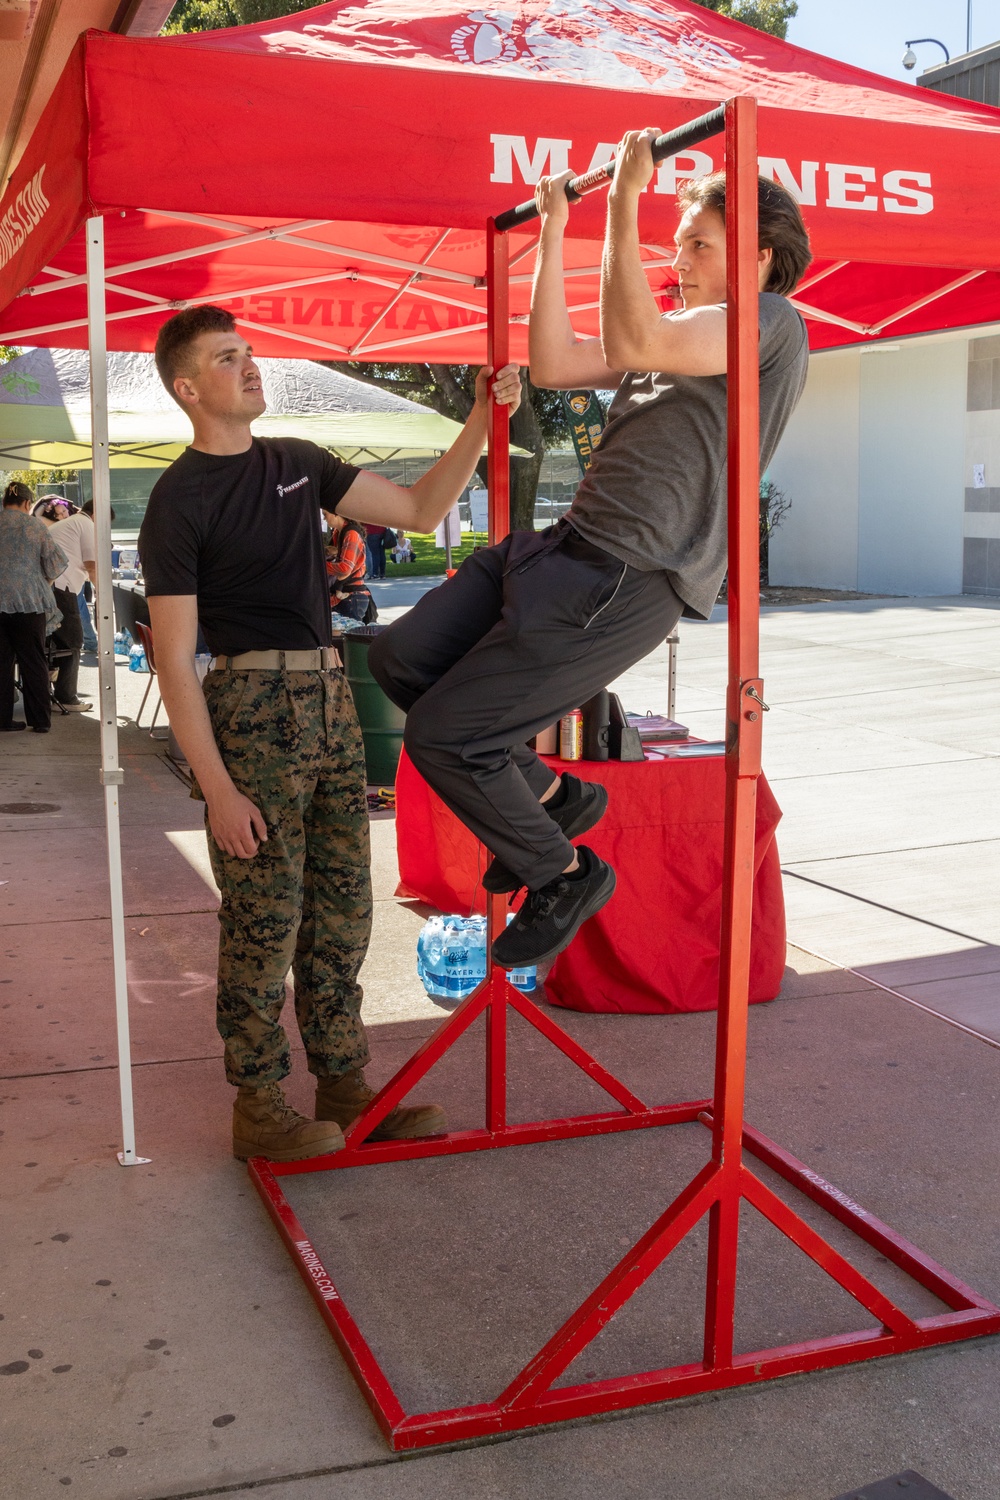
[250,97,1000,1450]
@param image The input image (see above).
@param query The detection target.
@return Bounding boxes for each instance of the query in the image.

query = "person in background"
[324,509,376,623]
[0,481,67,733]
[48,498,114,711]
[32,496,77,526]
[364,522,388,580]
[391,531,415,564]
[78,583,99,653]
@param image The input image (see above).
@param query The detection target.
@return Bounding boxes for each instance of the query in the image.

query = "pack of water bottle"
[417,914,536,998]
[113,627,132,659]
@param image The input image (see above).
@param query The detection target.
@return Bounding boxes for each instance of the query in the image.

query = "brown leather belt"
[213,648,335,671]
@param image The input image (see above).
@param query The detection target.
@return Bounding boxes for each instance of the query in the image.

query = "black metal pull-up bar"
[494,103,726,232]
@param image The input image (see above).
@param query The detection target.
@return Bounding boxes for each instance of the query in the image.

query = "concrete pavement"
[609,594,1000,1046]
[1,595,998,1500]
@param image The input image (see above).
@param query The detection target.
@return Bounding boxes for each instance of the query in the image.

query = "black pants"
[332,588,376,623]
[51,587,83,705]
[0,611,50,729]
[367,535,386,579]
[369,522,683,888]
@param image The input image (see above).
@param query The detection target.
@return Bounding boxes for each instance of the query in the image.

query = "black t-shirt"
[139,437,359,656]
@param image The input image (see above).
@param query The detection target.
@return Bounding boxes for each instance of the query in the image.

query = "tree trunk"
[322,360,548,532]
[508,374,545,531]
[431,364,545,532]
[426,363,473,421]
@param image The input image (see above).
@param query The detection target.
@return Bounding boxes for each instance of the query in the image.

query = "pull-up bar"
[254,95,1000,1452]
[494,103,726,232]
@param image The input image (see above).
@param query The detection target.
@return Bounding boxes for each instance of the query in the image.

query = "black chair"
[11,634,73,719]
[133,621,164,735]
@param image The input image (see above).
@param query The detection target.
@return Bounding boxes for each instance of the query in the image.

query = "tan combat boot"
[315,1069,447,1141]
[232,1080,345,1162]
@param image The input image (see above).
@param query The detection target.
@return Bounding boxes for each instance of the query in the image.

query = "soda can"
[559,709,583,761]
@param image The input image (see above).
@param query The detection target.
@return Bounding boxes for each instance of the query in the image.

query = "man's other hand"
[534,169,575,226]
[610,128,660,199]
[209,784,269,859]
[476,363,522,415]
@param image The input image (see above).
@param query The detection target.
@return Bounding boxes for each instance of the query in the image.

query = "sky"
[785,0,999,83]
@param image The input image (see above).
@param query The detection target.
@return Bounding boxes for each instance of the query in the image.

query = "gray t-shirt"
[567,293,808,619]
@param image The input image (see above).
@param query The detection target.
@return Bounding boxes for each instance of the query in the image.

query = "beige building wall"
[856,339,966,596]
[766,348,861,591]
[768,332,975,597]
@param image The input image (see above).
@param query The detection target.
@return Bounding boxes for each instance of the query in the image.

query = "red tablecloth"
[395,749,786,1014]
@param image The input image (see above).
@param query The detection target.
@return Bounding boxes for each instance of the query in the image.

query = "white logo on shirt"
[277,476,309,497]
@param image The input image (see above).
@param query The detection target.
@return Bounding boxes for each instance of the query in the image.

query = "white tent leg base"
[118,1152,153,1166]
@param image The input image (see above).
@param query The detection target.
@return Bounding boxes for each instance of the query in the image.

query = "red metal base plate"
[248,972,1000,1452]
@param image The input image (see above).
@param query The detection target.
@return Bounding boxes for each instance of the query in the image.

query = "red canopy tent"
[3,2,998,1446]
[1,0,1000,360]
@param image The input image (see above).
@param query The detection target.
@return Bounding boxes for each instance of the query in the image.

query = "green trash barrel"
[341,626,406,786]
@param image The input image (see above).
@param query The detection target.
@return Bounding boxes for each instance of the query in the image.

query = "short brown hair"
[154,304,237,402]
[81,499,116,522]
[678,172,812,296]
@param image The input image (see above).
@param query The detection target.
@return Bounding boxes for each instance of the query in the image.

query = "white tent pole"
[867,269,986,333]
[85,215,148,1168]
[349,228,452,355]
[24,218,336,299]
[787,299,868,335]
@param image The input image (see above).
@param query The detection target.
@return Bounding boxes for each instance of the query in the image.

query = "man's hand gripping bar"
[494,104,727,233]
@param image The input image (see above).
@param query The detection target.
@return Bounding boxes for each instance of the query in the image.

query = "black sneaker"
[482,774,609,894]
[490,845,616,970]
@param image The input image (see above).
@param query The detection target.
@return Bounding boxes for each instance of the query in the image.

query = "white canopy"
[0,347,477,467]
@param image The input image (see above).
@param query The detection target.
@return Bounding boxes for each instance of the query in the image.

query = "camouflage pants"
[199,667,373,1088]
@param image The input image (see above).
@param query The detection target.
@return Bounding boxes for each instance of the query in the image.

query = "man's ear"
[173,374,198,408]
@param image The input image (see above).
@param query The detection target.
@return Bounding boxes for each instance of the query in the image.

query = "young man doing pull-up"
[370,129,811,972]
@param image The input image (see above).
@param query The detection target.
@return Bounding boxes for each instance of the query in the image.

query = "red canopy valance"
[1,0,998,358]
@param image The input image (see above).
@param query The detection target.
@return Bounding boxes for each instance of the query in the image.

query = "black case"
[607,693,644,761]
[581,689,610,761]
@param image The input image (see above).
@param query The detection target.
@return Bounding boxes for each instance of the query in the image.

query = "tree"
[691,0,798,41]
[164,0,316,29]
[322,362,568,534]
[758,479,792,583]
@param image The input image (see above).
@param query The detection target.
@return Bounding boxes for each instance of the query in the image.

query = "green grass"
[381,531,489,578]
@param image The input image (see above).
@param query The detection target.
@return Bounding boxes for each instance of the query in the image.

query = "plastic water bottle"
[504,913,537,993]
[113,627,132,658]
[128,642,148,673]
[416,916,449,998]
[507,959,537,994]
[417,914,535,997]
[442,915,487,997]
[417,915,484,999]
